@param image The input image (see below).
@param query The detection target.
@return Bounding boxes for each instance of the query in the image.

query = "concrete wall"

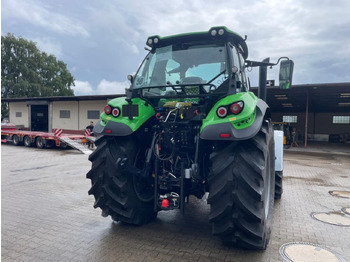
[272,112,314,134]
[51,100,107,131]
[314,113,350,134]
[272,112,350,134]
[52,101,79,130]
[78,100,106,130]
[8,102,29,128]
[272,111,350,142]
[8,100,109,132]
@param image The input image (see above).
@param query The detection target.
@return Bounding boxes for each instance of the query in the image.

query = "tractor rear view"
[87,26,294,249]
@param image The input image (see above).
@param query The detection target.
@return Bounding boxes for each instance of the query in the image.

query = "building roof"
[252,82,350,113]
[1,94,125,102]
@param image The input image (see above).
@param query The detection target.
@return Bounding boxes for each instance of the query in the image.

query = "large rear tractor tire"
[274,171,283,199]
[87,135,157,225]
[208,119,275,249]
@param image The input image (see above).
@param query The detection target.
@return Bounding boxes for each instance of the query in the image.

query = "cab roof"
[146,26,249,59]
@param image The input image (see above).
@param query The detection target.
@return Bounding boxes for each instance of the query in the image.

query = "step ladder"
[59,136,92,155]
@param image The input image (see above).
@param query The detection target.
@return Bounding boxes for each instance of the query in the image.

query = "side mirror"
[279,60,294,89]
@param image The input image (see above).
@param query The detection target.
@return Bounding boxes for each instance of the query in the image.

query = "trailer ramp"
[58,136,92,155]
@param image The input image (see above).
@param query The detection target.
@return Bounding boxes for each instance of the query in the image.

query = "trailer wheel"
[23,136,32,147]
[87,135,157,225]
[208,119,275,250]
[36,137,45,149]
[12,135,21,146]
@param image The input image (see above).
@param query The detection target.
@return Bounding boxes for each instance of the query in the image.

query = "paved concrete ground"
[1,143,350,262]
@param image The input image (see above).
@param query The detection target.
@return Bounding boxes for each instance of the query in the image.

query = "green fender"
[94,97,155,136]
[200,92,269,140]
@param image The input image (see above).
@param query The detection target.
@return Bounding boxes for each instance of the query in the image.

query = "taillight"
[104,105,112,114]
[217,107,227,118]
[230,101,244,114]
[112,107,120,117]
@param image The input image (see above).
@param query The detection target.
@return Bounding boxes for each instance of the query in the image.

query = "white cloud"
[72,80,94,96]
[3,0,89,37]
[3,0,350,87]
[72,79,130,96]
[96,79,129,95]
[32,37,62,58]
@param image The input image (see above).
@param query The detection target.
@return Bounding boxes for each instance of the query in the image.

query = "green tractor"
[87,26,294,249]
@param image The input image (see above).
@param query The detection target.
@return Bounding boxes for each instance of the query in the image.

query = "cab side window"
[232,46,249,92]
[238,51,249,91]
[231,46,242,92]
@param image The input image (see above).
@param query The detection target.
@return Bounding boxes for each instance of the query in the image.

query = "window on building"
[333,116,350,124]
[283,115,297,123]
[60,110,70,119]
[87,110,100,119]
[15,112,22,117]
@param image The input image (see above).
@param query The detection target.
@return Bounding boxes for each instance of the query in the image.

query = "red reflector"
[104,129,112,134]
[220,133,230,138]
[104,105,112,114]
[230,101,244,114]
[161,199,169,208]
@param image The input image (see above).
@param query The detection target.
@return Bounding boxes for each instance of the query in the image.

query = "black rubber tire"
[23,136,32,147]
[36,137,45,149]
[12,135,21,146]
[274,171,283,199]
[86,135,157,225]
[208,119,275,250]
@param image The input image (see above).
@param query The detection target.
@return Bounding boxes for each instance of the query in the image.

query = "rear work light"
[104,105,112,114]
[230,101,244,115]
[112,107,120,117]
[217,107,227,118]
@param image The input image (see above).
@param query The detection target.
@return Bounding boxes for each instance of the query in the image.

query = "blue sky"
[2,0,350,96]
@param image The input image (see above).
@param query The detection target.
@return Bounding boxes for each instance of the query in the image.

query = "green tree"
[1,33,75,117]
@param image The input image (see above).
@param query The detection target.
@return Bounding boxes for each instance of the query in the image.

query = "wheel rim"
[36,138,43,148]
[13,135,19,145]
[24,137,31,146]
[264,154,271,219]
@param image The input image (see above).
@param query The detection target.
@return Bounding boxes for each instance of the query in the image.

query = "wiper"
[208,70,226,84]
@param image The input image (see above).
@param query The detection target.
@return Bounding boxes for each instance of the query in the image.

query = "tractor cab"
[128,27,249,103]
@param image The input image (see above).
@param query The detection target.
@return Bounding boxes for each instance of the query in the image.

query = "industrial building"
[2,82,350,144]
[2,94,123,134]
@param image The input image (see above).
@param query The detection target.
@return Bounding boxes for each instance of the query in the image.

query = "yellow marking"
[229,117,236,121]
[107,117,111,120]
